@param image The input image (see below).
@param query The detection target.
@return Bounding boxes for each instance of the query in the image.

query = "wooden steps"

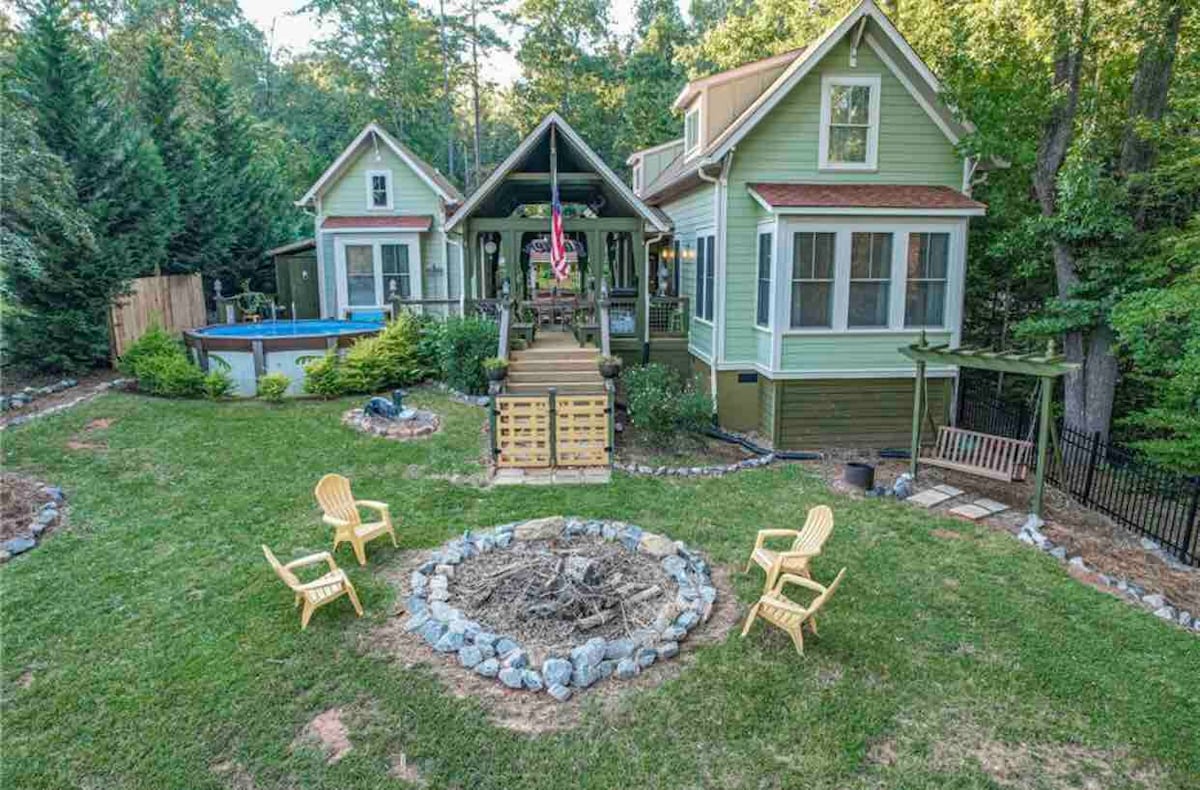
[506,332,604,395]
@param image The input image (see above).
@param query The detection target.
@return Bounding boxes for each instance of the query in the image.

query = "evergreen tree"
[617,0,690,158]
[9,0,172,371]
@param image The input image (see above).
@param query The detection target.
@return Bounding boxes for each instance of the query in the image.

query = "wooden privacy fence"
[491,390,612,469]
[109,273,206,362]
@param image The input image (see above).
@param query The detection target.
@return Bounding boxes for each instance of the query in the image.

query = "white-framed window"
[632,161,643,194]
[366,169,393,209]
[790,231,836,328]
[345,244,377,305]
[684,104,701,158]
[382,243,411,300]
[818,74,881,170]
[905,232,949,327]
[694,233,714,321]
[756,230,772,327]
[334,235,420,312]
[848,232,893,327]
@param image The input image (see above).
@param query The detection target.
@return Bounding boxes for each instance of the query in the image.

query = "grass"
[2,388,1198,789]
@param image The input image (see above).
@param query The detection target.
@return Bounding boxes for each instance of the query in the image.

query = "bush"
[257,372,290,402]
[340,312,424,393]
[413,314,445,379]
[202,370,235,400]
[622,363,713,439]
[301,352,346,398]
[118,327,206,398]
[439,316,499,395]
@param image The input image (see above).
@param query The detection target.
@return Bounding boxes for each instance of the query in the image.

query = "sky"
[239,0,645,86]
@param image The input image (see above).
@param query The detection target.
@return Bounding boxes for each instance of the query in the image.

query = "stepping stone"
[933,484,965,497]
[907,489,953,508]
[973,498,1009,514]
[949,503,992,521]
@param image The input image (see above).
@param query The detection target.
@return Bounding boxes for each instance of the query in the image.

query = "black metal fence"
[956,381,1200,566]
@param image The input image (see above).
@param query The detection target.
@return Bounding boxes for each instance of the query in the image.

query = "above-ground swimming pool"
[184,320,381,397]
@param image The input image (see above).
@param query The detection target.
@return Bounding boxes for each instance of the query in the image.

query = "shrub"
[413,314,445,379]
[257,372,290,402]
[622,363,713,439]
[340,313,424,393]
[301,352,346,398]
[118,327,206,398]
[202,370,235,400]
[439,316,499,395]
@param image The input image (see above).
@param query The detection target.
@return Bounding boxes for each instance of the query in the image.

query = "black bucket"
[844,462,875,489]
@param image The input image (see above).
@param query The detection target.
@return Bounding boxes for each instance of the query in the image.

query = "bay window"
[904,232,949,327]
[756,231,772,327]
[790,232,835,328]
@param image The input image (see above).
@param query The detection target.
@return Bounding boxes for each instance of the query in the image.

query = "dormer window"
[366,170,393,209]
[818,74,880,170]
[684,104,701,158]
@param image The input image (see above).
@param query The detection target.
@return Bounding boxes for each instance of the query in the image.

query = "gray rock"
[2,537,36,555]
[403,612,429,632]
[475,658,500,678]
[1068,555,1087,570]
[1143,593,1166,609]
[1049,546,1067,560]
[661,555,687,579]
[434,564,455,579]
[514,516,565,541]
[638,532,676,558]
[615,658,638,680]
[543,658,572,687]
[655,641,680,659]
[601,523,619,541]
[42,486,64,502]
[499,667,524,689]
[475,632,497,650]
[495,532,514,549]
[495,637,519,656]
[443,549,463,565]
[596,660,615,679]
[548,683,573,702]
[1022,513,1045,532]
[447,618,469,635]
[620,525,643,551]
[429,601,456,622]
[430,575,449,592]
[676,610,700,630]
[418,560,437,574]
[1140,537,1160,552]
[410,571,428,591]
[1177,610,1192,627]
[429,588,450,602]
[407,596,428,615]
[570,638,606,667]
[522,670,544,691]
[36,505,57,525]
[1153,606,1176,621]
[420,621,446,646]
[662,625,686,641]
[458,645,484,668]
[502,649,528,670]
[604,639,636,660]
[571,663,600,688]
[585,521,602,537]
[30,522,46,537]
[635,647,657,669]
[434,631,465,653]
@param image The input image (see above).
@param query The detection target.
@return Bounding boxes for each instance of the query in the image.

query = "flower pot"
[843,462,875,489]
[598,362,622,379]
[486,366,508,382]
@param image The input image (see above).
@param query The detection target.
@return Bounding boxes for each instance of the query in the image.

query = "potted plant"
[597,354,622,379]
[483,357,509,382]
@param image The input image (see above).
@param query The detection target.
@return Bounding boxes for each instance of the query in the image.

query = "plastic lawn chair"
[741,568,846,655]
[744,505,834,593]
[262,545,363,630]
[314,474,398,566]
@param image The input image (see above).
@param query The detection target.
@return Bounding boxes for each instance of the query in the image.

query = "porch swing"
[899,335,1080,516]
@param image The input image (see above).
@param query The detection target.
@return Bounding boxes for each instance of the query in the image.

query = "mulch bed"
[449,536,670,654]
[615,425,753,468]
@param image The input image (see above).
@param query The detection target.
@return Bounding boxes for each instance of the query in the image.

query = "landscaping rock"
[542,658,572,687]
[570,663,600,688]
[495,637,519,657]
[1068,556,1087,570]
[662,625,686,641]
[547,683,572,702]
[1049,546,1067,560]
[596,660,615,679]
[1143,593,1166,609]
[514,516,565,541]
[475,632,497,650]
[43,486,64,502]
[571,638,606,668]
[458,645,483,668]
[475,658,500,678]
[615,658,638,680]
[36,505,57,526]
[1153,606,1176,621]
[403,612,429,632]
[435,631,465,653]
[604,638,635,661]
[1178,610,1192,627]
[410,571,428,591]
[429,601,455,622]
[676,610,700,630]
[638,532,676,558]
[661,555,687,579]
[499,667,524,689]
[635,647,657,669]
[420,621,447,646]
[2,537,36,556]
[407,596,429,615]
[495,532,514,549]
[619,525,643,552]
[655,641,679,659]
[502,649,528,670]
[521,670,544,691]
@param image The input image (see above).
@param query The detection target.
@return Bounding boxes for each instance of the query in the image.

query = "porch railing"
[605,297,639,337]
[649,296,689,337]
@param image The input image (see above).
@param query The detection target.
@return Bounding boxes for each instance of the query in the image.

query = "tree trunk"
[471,2,482,189]
[439,0,455,180]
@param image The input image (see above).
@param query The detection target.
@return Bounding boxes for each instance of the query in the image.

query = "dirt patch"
[293,708,352,765]
[388,753,425,785]
[65,439,106,452]
[933,735,1164,789]
[931,528,966,541]
[363,550,742,734]
[85,418,115,431]
[0,473,63,542]
[449,536,671,655]
[210,759,257,790]
[615,423,754,469]
[15,670,34,689]
[867,736,898,766]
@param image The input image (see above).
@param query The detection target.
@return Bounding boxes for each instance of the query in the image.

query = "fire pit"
[343,393,440,440]
[402,517,716,701]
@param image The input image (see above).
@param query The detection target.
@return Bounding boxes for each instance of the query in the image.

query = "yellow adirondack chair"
[744,504,834,593]
[741,568,846,654]
[262,545,364,630]
[314,474,398,566]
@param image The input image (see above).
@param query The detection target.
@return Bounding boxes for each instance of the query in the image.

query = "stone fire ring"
[401,516,716,702]
[342,408,440,440]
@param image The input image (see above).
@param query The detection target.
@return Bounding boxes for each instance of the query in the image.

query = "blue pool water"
[194,320,381,338]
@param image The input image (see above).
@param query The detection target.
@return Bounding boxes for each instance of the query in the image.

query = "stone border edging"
[430,382,490,407]
[614,453,777,478]
[0,379,132,431]
[401,516,716,702]
[0,483,65,561]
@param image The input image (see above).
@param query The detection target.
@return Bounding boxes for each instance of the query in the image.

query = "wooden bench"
[920,426,1032,482]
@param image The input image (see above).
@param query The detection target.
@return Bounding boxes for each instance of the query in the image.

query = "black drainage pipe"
[702,427,824,461]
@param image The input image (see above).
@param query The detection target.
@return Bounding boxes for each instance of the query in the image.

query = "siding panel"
[777,377,949,449]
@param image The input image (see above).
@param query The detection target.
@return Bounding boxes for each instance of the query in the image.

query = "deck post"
[909,359,925,478]
[1031,375,1053,517]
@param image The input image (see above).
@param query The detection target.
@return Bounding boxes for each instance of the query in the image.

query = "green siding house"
[627,0,988,449]
[295,123,465,320]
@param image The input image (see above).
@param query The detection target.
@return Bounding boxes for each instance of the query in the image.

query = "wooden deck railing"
[649,296,689,336]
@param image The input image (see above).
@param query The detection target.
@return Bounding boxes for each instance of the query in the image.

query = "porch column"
[635,229,648,363]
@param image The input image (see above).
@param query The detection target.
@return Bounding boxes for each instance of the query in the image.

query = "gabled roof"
[626,137,684,166]
[748,183,985,214]
[671,48,805,112]
[296,122,464,207]
[446,112,670,233]
[643,0,979,205]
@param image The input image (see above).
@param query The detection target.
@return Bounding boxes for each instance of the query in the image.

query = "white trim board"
[709,360,958,379]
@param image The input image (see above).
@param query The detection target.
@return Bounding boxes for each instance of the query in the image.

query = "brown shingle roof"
[749,183,985,211]
[322,215,434,230]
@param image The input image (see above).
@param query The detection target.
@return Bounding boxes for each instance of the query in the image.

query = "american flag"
[549,127,568,281]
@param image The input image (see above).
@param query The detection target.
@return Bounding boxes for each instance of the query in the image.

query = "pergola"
[899,336,1080,516]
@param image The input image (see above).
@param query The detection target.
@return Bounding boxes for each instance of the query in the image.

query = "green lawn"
[2,390,1197,789]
